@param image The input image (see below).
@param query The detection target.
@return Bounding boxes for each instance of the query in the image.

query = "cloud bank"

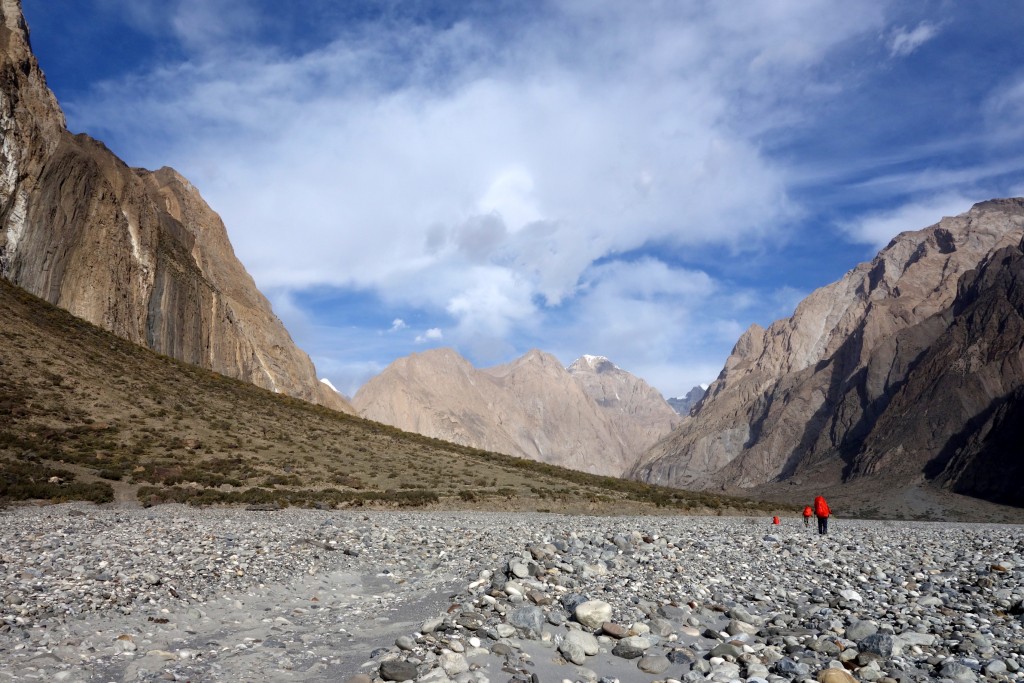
[36,0,1024,397]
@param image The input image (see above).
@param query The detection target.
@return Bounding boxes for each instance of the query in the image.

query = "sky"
[20,0,1024,399]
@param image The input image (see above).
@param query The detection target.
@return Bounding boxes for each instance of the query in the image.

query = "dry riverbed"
[1,504,1022,683]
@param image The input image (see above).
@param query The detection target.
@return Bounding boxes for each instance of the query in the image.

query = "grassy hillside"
[0,279,786,515]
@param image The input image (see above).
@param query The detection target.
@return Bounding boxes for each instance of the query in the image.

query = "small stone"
[379,659,419,682]
[611,635,652,659]
[637,654,671,674]
[845,620,877,642]
[817,669,858,683]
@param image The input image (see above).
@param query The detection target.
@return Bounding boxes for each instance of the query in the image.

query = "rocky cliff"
[354,348,678,476]
[0,0,350,412]
[631,199,1024,505]
[566,354,680,448]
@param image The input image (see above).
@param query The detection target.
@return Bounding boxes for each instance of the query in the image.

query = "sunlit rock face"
[632,199,1024,506]
[354,348,679,476]
[0,1,351,412]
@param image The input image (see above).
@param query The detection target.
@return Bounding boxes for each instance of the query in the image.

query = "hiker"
[803,505,813,528]
[813,495,831,535]
[772,515,781,525]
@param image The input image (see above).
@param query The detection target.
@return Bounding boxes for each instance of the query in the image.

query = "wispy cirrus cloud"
[887,21,941,57]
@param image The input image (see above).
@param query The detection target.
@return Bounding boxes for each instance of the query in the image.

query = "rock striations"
[354,349,679,476]
[632,199,1024,506]
[0,1,350,412]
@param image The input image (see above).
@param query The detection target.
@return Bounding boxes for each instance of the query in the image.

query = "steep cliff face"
[631,199,1024,502]
[354,348,677,476]
[0,1,350,412]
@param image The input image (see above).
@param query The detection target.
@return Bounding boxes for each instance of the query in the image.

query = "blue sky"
[21,0,1024,398]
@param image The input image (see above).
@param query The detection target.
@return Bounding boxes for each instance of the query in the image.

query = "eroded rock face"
[567,354,680,452]
[631,199,1024,503]
[0,1,350,413]
[354,349,677,476]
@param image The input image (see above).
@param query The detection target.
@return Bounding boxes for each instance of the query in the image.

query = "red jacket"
[814,496,830,518]
[803,506,813,518]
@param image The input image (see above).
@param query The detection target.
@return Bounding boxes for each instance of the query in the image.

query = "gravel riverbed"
[0,504,1022,683]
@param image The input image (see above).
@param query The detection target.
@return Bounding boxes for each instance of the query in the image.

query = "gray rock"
[637,653,671,674]
[565,630,600,656]
[611,635,653,659]
[379,659,419,681]
[845,619,878,642]
[559,639,587,665]
[508,606,545,639]
[575,600,613,630]
[859,633,900,657]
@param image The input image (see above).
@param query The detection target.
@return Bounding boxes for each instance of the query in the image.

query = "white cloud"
[887,22,941,58]
[842,194,976,249]
[389,318,407,332]
[414,328,443,343]
[59,0,917,398]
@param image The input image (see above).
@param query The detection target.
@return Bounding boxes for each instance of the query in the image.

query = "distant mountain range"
[354,349,679,476]
[632,199,1024,507]
[667,386,707,416]
[0,2,349,413]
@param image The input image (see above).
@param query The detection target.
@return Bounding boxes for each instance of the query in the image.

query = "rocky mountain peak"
[0,1,351,413]
[569,354,617,374]
[354,348,679,476]
[631,198,1024,506]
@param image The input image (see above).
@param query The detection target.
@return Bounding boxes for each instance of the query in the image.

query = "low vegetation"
[0,280,790,515]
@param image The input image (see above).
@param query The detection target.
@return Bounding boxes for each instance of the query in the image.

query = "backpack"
[814,496,830,517]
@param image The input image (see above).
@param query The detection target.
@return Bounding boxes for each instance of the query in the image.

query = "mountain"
[1,277,784,515]
[353,349,678,476]
[0,1,350,413]
[631,199,1024,507]
[667,386,707,416]
[566,354,680,448]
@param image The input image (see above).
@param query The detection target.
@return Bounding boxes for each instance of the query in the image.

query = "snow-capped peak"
[319,378,341,394]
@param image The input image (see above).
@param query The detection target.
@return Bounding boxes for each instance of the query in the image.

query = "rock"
[611,636,652,659]
[575,600,613,630]
[559,639,587,665]
[379,659,419,682]
[817,669,858,683]
[940,661,978,682]
[564,630,600,656]
[637,654,671,674]
[859,633,900,657]
[439,652,469,676]
[845,620,877,642]
[508,606,545,639]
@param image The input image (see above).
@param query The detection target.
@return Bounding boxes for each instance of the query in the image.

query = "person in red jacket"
[802,505,813,528]
[814,495,831,535]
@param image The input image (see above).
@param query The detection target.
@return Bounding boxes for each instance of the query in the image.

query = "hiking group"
[798,496,831,534]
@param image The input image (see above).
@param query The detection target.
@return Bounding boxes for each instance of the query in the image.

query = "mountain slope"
[354,349,678,476]
[632,199,1024,507]
[0,0,349,412]
[566,354,680,449]
[0,278,782,515]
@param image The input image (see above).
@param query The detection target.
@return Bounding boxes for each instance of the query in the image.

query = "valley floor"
[0,505,1022,682]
